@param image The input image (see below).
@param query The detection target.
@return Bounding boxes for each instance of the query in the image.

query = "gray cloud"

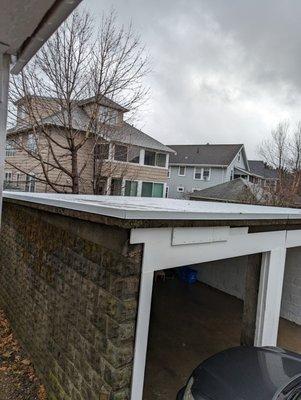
[86,0,301,157]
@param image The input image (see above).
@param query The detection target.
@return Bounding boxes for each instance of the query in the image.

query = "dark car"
[177,347,301,400]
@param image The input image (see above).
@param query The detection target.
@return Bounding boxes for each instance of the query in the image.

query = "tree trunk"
[71,150,79,194]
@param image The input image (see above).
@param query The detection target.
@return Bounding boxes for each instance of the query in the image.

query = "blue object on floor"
[177,267,198,284]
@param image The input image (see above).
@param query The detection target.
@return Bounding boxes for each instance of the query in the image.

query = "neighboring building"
[189,177,267,204]
[5,96,174,198]
[167,143,249,199]
[248,160,279,187]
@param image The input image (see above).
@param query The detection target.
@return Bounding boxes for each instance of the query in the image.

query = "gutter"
[11,0,82,74]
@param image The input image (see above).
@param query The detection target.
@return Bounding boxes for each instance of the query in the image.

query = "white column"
[121,178,126,196]
[255,247,287,346]
[106,177,112,195]
[137,180,142,197]
[130,269,154,400]
[139,149,145,165]
[165,153,169,169]
[0,53,10,223]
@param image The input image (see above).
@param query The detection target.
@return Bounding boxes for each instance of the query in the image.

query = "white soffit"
[0,0,82,73]
[4,192,301,221]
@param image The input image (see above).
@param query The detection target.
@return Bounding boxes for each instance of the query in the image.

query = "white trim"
[178,165,186,176]
[255,248,286,346]
[129,226,301,400]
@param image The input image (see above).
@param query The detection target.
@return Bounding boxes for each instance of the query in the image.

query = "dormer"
[79,96,128,127]
[15,96,61,126]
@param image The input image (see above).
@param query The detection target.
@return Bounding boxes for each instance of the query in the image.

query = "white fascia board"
[11,0,82,74]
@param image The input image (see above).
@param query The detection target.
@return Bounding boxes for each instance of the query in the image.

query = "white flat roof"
[4,191,301,221]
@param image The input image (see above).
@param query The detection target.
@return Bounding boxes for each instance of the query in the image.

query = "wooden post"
[241,253,262,346]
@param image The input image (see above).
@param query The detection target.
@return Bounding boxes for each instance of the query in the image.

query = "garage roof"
[4,191,301,222]
[0,0,82,73]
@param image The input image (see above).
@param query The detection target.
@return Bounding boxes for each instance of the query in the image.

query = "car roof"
[191,347,301,400]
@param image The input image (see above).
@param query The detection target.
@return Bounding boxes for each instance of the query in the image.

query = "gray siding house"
[167,144,249,199]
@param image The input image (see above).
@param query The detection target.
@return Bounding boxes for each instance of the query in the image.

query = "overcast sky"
[85,0,301,158]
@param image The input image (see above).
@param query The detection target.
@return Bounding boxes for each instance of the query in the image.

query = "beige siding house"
[5,96,174,197]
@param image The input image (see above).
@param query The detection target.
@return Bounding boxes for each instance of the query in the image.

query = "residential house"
[167,143,249,198]
[248,160,279,187]
[5,95,174,198]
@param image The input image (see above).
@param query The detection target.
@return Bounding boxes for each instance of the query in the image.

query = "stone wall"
[0,201,142,400]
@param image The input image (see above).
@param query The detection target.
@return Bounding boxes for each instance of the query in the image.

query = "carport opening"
[143,256,249,400]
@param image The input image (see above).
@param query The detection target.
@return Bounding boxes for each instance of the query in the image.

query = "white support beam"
[255,247,287,346]
[130,269,154,400]
[0,52,10,224]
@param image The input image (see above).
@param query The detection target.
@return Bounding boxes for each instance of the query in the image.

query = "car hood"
[191,347,301,400]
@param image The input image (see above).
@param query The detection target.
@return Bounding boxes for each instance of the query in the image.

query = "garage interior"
[143,262,301,400]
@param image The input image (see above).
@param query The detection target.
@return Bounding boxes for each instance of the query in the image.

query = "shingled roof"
[8,98,174,153]
[190,178,265,204]
[248,160,278,180]
[168,144,243,166]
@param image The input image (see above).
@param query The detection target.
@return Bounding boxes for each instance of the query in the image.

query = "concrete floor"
[143,279,301,400]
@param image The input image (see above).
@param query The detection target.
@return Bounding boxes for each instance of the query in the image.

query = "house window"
[5,141,16,157]
[165,186,169,198]
[25,174,35,192]
[114,144,128,162]
[16,173,21,187]
[167,168,171,178]
[156,153,167,167]
[178,166,186,176]
[144,150,156,166]
[141,182,164,198]
[94,143,109,160]
[128,147,140,164]
[194,167,202,180]
[125,180,138,196]
[4,172,12,183]
[194,167,211,181]
[27,134,37,152]
[100,107,118,125]
[177,186,184,192]
[203,168,211,181]
[144,150,166,167]
[111,178,122,195]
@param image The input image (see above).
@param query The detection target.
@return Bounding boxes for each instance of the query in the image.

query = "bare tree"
[7,9,149,194]
[258,121,301,206]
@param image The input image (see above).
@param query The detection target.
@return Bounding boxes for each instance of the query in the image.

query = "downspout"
[0,50,10,224]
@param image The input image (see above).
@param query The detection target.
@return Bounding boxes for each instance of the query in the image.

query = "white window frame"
[193,167,211,181]
[27,133,37,153]
[178,166,186,176]
[5,141,16,157]
[177,186,184,193]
